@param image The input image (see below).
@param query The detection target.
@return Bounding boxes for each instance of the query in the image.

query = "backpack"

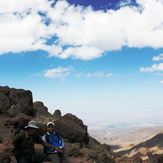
[13,118,29,136]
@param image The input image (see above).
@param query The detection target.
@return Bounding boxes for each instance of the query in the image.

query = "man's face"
[47,124,55,133]
[28,128,37,136]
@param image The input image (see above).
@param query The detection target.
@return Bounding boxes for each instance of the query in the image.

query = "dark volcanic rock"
[0,93,10,114]
[0,86,10,96]
[33,101,51,117]
[53,109,62,118]
[63,113,85,128]
[54,113,89,144]
[7,104,21,117]
[9,88,34,116]
[64,142,81,157]
[148,153,163,163]
[131,133,163,149]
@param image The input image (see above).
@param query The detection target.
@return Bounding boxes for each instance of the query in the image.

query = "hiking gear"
[6,113,32,136]
[47,122,55,126]
[13,119,29,136]
[25,121,39,129]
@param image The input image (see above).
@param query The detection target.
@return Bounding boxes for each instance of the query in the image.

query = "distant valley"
[89,122,163,151]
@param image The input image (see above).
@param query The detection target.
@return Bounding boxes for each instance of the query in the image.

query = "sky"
[1,0,163,126]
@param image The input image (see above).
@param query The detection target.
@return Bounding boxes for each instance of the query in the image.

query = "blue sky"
[1,0,163,125]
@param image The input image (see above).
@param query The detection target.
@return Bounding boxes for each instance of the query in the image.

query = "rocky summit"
[0,86,115,163]
[3,86,163,163]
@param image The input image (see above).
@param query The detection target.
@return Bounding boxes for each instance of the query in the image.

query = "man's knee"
[33,152,47,163]
[48,154,60,163]
[61,156,71,163]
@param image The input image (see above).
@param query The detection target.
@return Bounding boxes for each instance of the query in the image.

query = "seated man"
[42,122,68,163]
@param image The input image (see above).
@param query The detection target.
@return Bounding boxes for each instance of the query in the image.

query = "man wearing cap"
[42,122,68,163]
[12,120,55,163]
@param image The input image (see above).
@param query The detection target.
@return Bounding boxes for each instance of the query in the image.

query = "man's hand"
[55,147,64,153]
[43,142,64,153]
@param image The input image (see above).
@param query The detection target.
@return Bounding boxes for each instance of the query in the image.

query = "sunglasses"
[48,126,54,128]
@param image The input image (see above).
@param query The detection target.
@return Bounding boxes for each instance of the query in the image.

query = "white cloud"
[44,66,73,81]
[152,53,163,61]
[1,0,163,59]
[160,80,163,84]
[86,72,113,78]
[57,46,103,60]
[43,66,113,80]
[140,63,163,73]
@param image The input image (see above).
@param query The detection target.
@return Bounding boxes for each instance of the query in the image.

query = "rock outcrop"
[0,86,10,96]
[9,88,33,116]
[53,109,62,118]
[54,113,89,144]
[0,93,10,114]
[0,86,115,163]
[0,86,34,116]
[33,101,51,117]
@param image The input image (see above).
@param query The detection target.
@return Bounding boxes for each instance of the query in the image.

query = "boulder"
[63,113,85,128]
[9,88,34,116]
[0,86,10,96]
[64,142,81,157]
[54,113,89,145]
[53,109,62,118]
[33,101,51,117]
[7,104,21,117]
[0,93,10,114]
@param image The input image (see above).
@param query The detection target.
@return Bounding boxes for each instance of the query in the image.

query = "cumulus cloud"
[140,63,163,73]
[44,67,113,80]
[44,66,73,81]
[1,0,163,59]
[152,53,163,61]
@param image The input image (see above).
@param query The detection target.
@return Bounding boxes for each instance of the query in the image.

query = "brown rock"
[0,93,10,114]
[0,86,10,96]
[64,142,81,157]
[63,113,85,128]
[9,88,34,116]
[7,104,21,117]
[53,109,62,118]
[33,101,51,117]
[54,113,89,144]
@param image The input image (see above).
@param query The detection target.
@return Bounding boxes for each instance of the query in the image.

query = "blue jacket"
[42,132,64,154]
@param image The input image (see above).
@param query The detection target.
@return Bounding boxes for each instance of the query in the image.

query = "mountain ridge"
[0,86,115,163]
